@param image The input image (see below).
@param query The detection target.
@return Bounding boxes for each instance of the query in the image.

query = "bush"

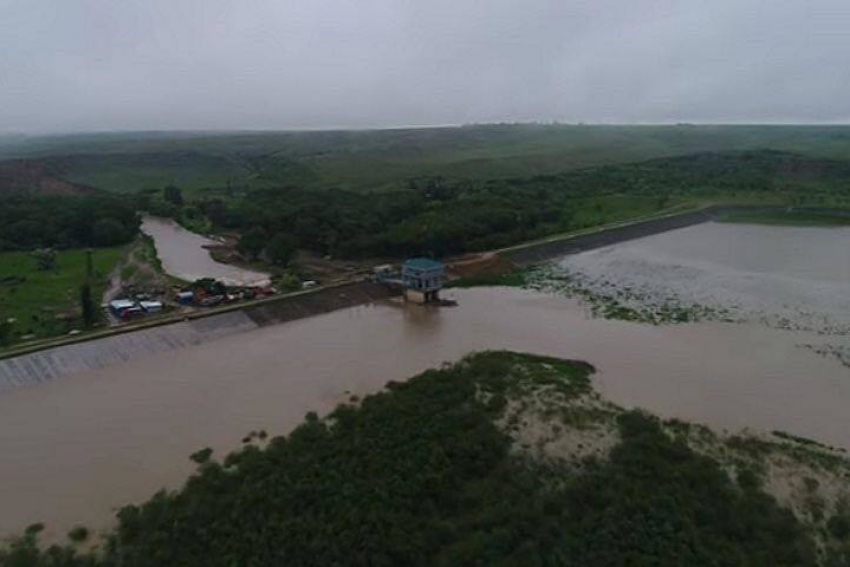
[828,514,850,540]
[67,526,89,543]
[266,233,297,267]
[189,447,213,465]
[91,218,128,246]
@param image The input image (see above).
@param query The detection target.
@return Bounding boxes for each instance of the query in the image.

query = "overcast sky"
[2,0,849,132]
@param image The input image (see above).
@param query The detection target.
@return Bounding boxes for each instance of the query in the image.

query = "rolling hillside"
[4,124,850,195]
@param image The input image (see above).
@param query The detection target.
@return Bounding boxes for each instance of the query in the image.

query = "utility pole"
[80,249,96,328]
[85,248,94,280]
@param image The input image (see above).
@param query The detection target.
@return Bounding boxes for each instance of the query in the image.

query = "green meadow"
[0,247,122,344]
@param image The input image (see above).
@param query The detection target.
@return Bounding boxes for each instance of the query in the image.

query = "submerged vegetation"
[453,265,727,325]
[4,351,849,566]
[525,266,731,325]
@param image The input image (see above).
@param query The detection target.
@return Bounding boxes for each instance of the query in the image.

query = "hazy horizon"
[5,121,850,139]
[3,1,850,133]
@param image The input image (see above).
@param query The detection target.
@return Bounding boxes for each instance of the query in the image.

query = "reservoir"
[554,221,850,336]
[2,222,850,542]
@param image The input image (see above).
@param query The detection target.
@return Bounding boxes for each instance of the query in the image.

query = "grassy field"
[0,247,123,343]
[6,125,850,195]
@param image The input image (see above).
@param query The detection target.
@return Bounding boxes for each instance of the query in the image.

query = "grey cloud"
[1,0,849,131]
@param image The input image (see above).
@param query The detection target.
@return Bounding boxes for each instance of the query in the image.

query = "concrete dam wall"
[0,282,395,393]
[500,208,719,266]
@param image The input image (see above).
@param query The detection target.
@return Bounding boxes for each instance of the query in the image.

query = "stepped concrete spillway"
[0,312,259,392]
[0,282,395,393]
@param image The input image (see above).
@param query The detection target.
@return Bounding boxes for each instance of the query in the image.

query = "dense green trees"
[162,184,183,207]
[235,227,267,260]
[235,228,295,265]
[196,150,850,260]
[266,233,297,266]
[1,352,827,567]
[0,195,138,251]
[91,219,127,247]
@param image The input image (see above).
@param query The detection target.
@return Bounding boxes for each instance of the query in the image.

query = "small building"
[402,258,444,304]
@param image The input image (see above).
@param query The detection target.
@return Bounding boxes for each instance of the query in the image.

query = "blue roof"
[403,257,443,271]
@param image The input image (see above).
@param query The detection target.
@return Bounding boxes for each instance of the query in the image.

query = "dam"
[0,282,394,392]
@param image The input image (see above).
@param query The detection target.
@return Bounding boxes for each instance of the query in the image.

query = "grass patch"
[444,269,528,288]
[134,235,163,273]
[0,247,123,345]
[717,209,850,226]
[120,263,138,281]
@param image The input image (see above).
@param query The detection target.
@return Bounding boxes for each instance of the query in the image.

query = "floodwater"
[140,215,270,286]
[556,222,850,335]
[3,222,850,542]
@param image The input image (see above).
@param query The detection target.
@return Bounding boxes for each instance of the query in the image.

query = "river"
[2,222,850,542]
[140,215,270,286]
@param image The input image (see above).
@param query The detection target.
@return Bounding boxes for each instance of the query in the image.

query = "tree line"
[0,194,139,251]
[184,150,850,260]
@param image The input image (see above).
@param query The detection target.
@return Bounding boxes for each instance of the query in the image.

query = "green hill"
[5,124,850,195]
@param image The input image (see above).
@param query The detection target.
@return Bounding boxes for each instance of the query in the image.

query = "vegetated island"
[5,351,850,566]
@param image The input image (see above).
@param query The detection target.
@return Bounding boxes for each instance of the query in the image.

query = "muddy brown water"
[1,287,849,542]
[140,215,270,286]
